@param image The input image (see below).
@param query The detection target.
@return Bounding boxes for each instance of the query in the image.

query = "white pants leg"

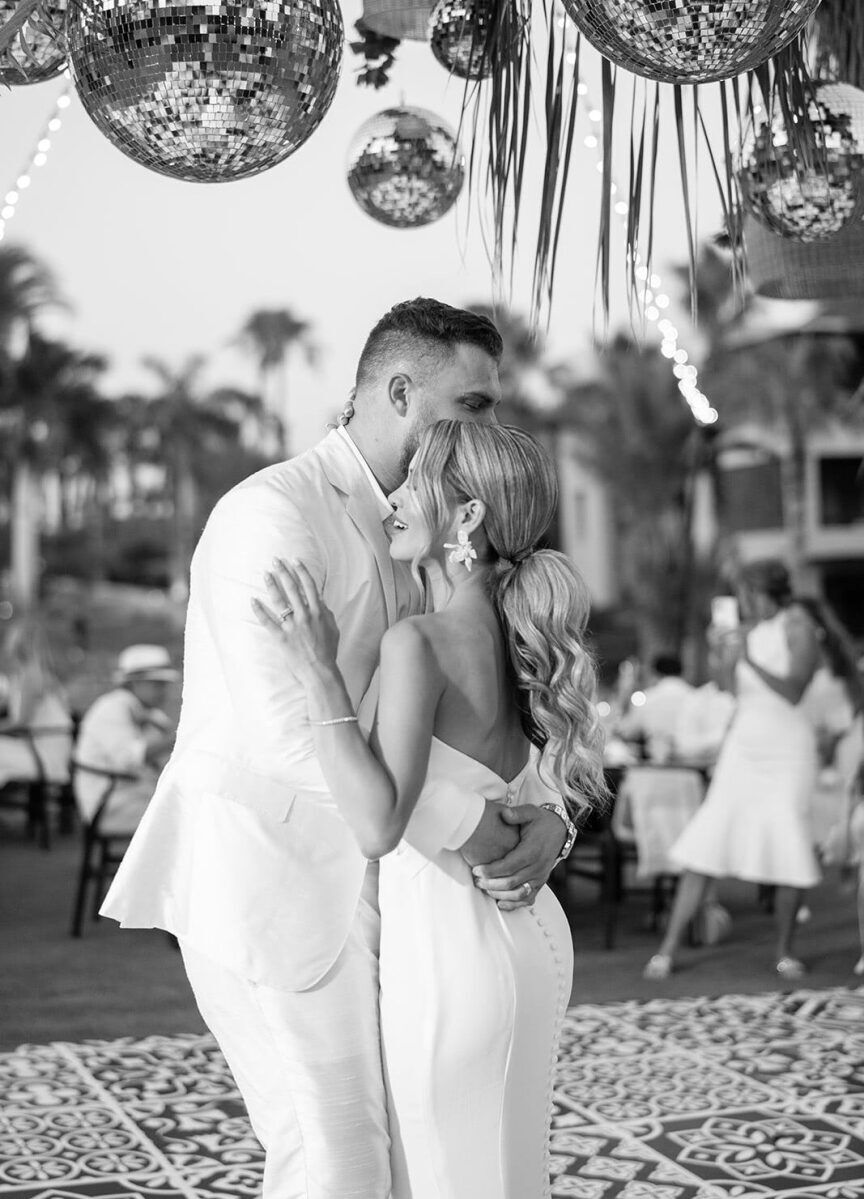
[179,871,391,1199]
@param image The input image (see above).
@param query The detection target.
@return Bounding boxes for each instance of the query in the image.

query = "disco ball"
[347,106,465,228]
[0,0,67,85]
[363,0,434,41]
[740,82,864,242]
[561,1,820,85]
[429,0,496,80]
[66,0,344,183]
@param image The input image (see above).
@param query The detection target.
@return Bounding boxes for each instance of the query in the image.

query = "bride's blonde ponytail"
[491,550,607,820]
[410,420,607,819]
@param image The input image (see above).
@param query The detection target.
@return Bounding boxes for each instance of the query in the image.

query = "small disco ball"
[561,0,820,85]
[0,0,67,85]
[347,106,465,228]
[66,0,344,183]
[740,82,864,242]
[429,0,496,80]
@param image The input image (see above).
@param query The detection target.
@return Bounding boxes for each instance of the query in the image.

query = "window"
[819,456,864,527]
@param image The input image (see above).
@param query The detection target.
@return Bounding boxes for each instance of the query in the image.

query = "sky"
[0,1,725,452]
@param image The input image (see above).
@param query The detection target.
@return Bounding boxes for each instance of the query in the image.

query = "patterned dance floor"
[2,987,864,1198]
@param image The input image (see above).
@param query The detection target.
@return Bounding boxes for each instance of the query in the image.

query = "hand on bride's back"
[251,558,340,682]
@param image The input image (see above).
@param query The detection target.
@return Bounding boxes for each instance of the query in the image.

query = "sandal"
[776,956,806,981]
[643,953,673,980]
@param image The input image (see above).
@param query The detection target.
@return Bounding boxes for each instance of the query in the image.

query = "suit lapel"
[316,432,399,626]
[344,490,398,625]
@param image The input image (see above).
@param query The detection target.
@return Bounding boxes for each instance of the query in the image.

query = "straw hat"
[115,644,179,684]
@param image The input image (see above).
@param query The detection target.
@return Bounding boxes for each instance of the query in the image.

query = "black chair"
[69,761,138,937]
[561,767,626,949]
[561,763,709,949]
[0,724,75,849]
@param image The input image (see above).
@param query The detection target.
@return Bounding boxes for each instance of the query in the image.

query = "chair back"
[617,766,704,878]
[27,694,75,784]
[71,760,138,834]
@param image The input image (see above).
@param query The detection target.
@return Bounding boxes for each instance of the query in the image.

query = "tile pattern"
[2,988,864,1198]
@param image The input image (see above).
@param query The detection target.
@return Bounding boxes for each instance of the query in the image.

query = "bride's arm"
[253,560,446,860]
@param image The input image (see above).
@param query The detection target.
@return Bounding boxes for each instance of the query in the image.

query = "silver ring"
[279,606,293,623]
[521,881,533,898]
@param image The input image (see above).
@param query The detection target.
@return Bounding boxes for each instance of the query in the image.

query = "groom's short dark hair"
[356,298,503,385]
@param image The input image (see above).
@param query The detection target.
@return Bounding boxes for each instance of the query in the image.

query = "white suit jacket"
[101,429,485,990]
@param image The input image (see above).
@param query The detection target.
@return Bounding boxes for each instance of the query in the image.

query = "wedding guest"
[644,562,823,982]
[673,641,737,768]
[795,598,863,959]
[0,621,72,789]
[619,654,694,762]
[74,645,177,835]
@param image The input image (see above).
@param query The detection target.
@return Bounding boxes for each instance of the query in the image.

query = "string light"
[566,52,718,426]
[0,75,71,246]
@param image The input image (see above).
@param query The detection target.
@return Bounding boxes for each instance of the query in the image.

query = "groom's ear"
[387,373,411,417]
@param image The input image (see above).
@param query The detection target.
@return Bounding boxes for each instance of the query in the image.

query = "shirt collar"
[336,425,394,520]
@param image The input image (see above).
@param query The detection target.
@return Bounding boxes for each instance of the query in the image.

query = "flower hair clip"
[443,529,478,572]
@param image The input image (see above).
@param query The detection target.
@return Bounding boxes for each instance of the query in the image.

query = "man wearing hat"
[74,645,178,835]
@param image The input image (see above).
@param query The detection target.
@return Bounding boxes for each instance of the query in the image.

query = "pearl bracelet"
[309,716,358,727]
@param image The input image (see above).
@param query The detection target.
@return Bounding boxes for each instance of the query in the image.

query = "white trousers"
[179,870,391,1199]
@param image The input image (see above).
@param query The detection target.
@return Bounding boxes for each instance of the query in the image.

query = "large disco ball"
[363,0,434,41]
[740,82,864,242]
[429,0,496,80]
[66,0,344,183]
[561,1,820,85]
[347,106,465,228]
[0,0,67,85]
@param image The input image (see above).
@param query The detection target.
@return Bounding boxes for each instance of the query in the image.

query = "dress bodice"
[423,737,553,808]
[737,613,792,705]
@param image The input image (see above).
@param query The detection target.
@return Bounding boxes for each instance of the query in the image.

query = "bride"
[253,419,606,1198]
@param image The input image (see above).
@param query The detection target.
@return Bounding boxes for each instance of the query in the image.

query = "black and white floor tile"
[2,988,864,1198]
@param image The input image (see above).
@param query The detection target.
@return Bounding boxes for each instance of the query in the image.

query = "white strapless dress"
[670,613,820,888]
[378,737,574,1199]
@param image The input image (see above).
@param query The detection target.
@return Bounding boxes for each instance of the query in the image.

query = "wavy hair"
[792,596,864,714]
[409,420,607,821]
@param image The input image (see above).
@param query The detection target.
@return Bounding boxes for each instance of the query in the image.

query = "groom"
[102,298,570,1198]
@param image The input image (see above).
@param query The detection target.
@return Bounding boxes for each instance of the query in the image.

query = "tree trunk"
[781,397,809,592]
[169,447,196,601]
[10,459,41,609]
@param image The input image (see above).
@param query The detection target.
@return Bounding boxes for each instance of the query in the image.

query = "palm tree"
[236,308,316,454]
[124,357,270,599]
[1,333,112,605]
[562,335,700,658]
[0,246,72,608]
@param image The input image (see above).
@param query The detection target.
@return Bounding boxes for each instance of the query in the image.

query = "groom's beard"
[397,402,435,479]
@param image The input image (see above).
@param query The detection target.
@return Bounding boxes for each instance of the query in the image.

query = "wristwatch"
[541,802,578,864]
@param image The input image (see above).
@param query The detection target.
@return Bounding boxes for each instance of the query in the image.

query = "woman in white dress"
[253,420,606,1198]
[644,562,822,982]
